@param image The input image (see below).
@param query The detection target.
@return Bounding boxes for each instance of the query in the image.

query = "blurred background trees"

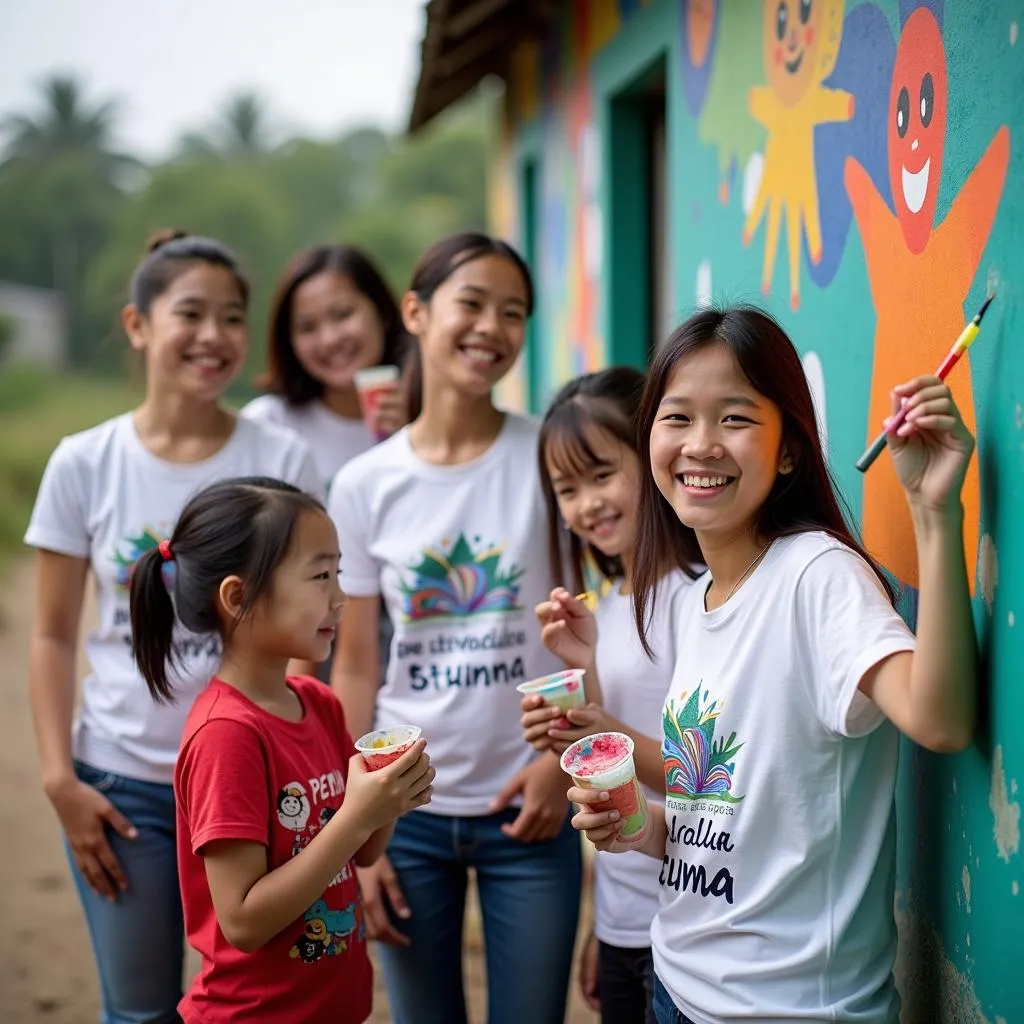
[0,73,497,385]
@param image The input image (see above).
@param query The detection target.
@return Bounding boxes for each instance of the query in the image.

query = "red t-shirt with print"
[174,675,372,1024]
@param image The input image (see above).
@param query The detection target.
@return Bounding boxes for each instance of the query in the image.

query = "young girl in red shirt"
[129,476,434,1023]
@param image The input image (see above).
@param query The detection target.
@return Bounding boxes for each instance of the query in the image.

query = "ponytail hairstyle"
[538,367,646,595]
[129,477,324,702]
[129,229,250,313]
[631,304,895,656]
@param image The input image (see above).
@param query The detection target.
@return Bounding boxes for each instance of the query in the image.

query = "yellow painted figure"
[743,0,851,310]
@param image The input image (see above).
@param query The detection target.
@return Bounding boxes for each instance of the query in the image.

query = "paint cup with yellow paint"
[354,725,421,771]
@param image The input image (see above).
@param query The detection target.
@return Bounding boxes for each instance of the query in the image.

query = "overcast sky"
[1,0,427,159]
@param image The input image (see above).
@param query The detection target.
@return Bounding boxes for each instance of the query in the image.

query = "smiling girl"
[521,368,698,1023]
[242,245,413,493]
[328,233,581,1024]
[570,305,978,1024]
[25,231,320,1024]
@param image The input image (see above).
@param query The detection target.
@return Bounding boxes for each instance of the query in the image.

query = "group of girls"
[26,225,978,1024]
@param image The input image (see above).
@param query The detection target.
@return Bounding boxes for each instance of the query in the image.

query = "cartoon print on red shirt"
[275,770,363,963]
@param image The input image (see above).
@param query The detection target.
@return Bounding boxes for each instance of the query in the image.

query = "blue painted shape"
[806,2,896,288]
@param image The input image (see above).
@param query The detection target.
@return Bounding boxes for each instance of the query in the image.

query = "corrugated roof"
[408,0,558,132]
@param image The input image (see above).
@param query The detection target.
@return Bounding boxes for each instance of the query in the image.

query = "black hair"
[538,367,646,594]
[632,304,895,655]
[259,245,412,406]
[129,477,324,702]
[409,232,534,314]
[129,229,250,314]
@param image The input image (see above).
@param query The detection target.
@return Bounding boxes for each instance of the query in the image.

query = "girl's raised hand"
[534,587,597,669]
[887,376,975,512]
[520,693,559,751]
[344,740,434,833]
[372,383,407,439]
[567,785,624,852]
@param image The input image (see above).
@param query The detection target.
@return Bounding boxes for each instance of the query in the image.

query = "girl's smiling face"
[649,341,790,543]
[546,424,640,563]
[404,254,529,398]
[290,270,387,392]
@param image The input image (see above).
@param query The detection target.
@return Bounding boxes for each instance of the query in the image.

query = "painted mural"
[496,0,1023,1019]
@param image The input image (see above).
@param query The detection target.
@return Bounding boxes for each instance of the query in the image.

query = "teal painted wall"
[496,0,1024,1019]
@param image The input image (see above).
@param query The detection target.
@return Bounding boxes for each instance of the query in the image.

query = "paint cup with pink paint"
[354,364,401,442]
[354,725,421,771]
[560,731,650,847]
[516,668,586,730]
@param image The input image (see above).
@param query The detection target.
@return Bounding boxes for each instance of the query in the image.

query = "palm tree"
[0,75,136,366]
[177,91,275,162]
[1,75,137,182]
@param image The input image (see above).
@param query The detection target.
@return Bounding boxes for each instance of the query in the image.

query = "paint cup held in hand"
[560,731,650,847]
[516,668,586,730]
[354,364,401,442]
[354,725,421,771]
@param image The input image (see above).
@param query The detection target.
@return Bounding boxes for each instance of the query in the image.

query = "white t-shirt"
[652,532,915,1024]
[24,414,322,786]
[241,393,375,493]
[592,571,695,949]
[328,413,561,816]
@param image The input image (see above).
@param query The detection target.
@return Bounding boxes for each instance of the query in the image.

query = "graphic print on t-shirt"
[661,687,745,906]
[399,532,524,623]
[273,772,366,963]
[662,688,744,802]
[112,525,165,590]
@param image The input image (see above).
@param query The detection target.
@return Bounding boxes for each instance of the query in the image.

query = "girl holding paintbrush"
[571,305,978,1024]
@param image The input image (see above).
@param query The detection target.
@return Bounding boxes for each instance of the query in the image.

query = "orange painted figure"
[845,6,1009,591]
[744,0,852,310]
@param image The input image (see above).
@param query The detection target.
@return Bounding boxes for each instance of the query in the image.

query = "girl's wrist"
[909,499,964,537]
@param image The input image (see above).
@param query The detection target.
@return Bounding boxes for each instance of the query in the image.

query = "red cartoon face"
[888,7,948,253]
[686,0,717,67]
[763,0,823,106]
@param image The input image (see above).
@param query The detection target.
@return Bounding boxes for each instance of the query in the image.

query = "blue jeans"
[377,807,583,1024]
[653,974,699,1024]
[68,761,183,1024]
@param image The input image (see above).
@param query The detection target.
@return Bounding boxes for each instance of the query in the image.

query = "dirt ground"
[0,558,595,1023]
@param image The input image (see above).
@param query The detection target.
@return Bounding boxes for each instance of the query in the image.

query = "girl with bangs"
[521,367,700,1024]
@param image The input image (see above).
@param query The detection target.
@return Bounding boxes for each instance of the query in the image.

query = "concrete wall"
[0,280,66,368]
[494,1,1023,1019]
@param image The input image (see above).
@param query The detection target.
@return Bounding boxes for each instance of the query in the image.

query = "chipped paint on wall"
[990,745,1021,864]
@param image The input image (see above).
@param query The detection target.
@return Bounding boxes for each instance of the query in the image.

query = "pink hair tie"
[158,539,173,562]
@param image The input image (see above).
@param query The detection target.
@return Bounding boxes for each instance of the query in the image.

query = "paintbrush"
[855,294,994,473]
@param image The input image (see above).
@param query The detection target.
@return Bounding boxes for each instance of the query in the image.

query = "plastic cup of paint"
[560,731,651,847]
[516,668,586,730]
[354,725,421,771]
[354,365,401,442]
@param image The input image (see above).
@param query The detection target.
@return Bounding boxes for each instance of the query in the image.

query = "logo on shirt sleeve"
[663,687,744,803]
[400,532,524,623]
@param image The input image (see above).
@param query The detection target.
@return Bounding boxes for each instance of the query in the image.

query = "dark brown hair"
[129,477,324,702]
[539,367,645,594]
[409,232,534,313]
[129,229,249,314]
[632,304,895,655]
[260,245,410,406]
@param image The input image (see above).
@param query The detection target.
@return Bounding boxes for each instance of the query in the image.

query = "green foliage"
[0,371,139,571]
[0,75,497,381]
[0,311,14,361]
